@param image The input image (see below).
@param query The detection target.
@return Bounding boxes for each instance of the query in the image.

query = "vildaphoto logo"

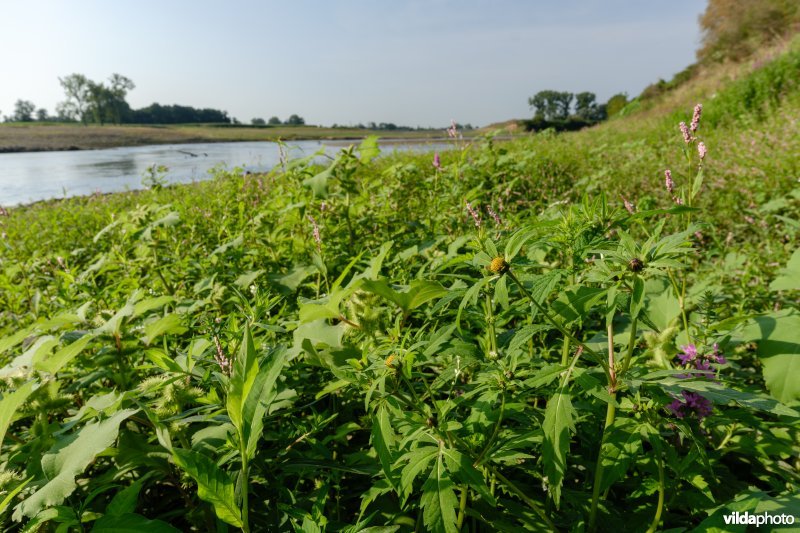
[723,511,796,527]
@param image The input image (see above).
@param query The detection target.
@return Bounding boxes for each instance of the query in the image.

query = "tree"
[528,90,573,121]
[574,92,597,120]
[106,73,135,124]
[36,108,48,121]
[251,117,266,125]
[605,93,629,117]
[13,100,36,122]
[58,74,92,124]
[285,114,305,125]
[268,116,281,125]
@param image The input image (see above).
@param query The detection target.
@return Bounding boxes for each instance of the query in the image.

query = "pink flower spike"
[465,201,481,227]
[690,103,702,132]
[433,152,441,169]
[665,169,675,194]
[698,142,707,160]
[679,122,692,144]
[621,196,635,214]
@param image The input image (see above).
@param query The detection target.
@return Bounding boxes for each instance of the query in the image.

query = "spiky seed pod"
[488,256,509,274]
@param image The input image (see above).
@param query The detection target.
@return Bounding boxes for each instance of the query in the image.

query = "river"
[0,139,446,206]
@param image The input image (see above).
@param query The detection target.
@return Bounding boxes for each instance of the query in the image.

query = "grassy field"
[0,122,475,153]
[0,38,798,532]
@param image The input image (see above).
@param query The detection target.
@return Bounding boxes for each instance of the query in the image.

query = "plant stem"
[456,486,468,530]
[589,322,617,531]
[646,455,665,533]
[621,315,638,375]
[239,431,250,533]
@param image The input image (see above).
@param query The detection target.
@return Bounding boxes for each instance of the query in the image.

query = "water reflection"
[0,140,446,206]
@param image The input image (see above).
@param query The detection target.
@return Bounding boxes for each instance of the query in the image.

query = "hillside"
[0,33,798,532]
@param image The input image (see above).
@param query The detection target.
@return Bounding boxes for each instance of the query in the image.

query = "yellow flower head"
[488,256,509,274]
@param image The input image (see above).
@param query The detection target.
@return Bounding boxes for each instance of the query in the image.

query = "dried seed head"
[628,257,644,272]
[488,256,509,274]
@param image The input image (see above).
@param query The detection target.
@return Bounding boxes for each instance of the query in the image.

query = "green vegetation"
[2,11,800,532]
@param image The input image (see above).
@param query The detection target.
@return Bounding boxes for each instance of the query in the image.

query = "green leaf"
[226,326,259,433]
[131,296,173,320]
[691,167,704,200]
[420,449,459,533]
[552,286,605,324]
[504,225,540,262]
[599,416,642,492]
[361,279,447,315]
[734,312,800,404]
[92,512,181,532]
[359,135,381,163]
[542,391,575,507]
[303,163,336,198]
[106,478,147,516]
[507,325,552,355]
[770,249,800,291]
[34,333,94,375]
[630,275,645,319]
[399,446,437,499]
[244,346,289,459]
[142,314,187,345]
[0,477,31,514]
[171,448,242,528]
[0,380,38,448]
[16,408,138,519]
[656,377,798,417]
[523,364,566,390]
[372,405,396,487]
[442,448,495,506]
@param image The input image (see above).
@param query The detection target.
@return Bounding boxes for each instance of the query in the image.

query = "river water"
[0,139,445,206]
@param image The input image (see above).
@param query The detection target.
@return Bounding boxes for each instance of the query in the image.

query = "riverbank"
[0,123,488,153]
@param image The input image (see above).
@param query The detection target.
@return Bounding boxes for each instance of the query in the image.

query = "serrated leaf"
[420,450,459,533]
[399,446,437,498]
[599,416,642,492]
[507,325,552,355]
[542,391,575,507]
[16,408,138,519]
[441,448,495,506]
[227,326,259,433]
[244,346,288,459]
[172,448,242,528]
[372,405,396,488]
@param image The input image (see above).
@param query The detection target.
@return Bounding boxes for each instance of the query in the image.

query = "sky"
[0,1,707,128]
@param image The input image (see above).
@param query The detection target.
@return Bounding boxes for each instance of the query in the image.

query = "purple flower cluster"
[668,391,713,419]
[667,344,726,420]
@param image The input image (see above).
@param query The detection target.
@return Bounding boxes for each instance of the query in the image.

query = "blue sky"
[0,1,706,127]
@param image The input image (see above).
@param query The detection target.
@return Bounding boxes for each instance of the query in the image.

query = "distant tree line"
[2,73,235,125]
[523,90,628,132]
[250,114,306,126]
